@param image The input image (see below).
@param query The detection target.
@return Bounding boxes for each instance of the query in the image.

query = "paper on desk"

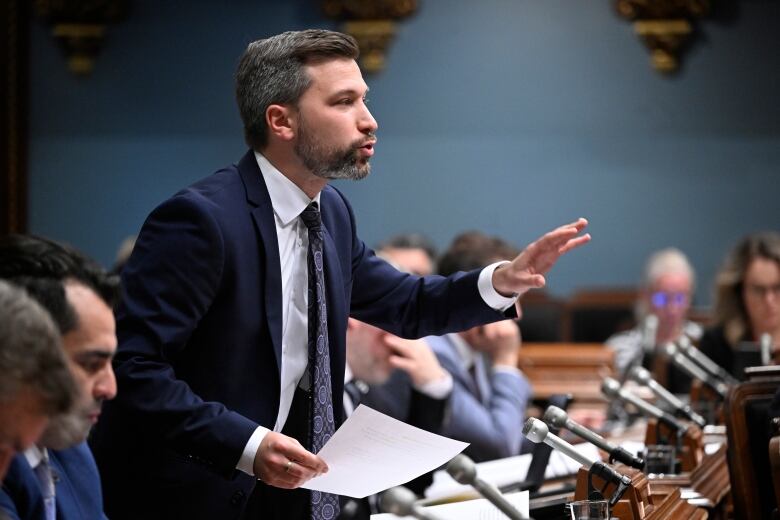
[371,490,529,520]
[302,405,468,498]
[425,442,601,501]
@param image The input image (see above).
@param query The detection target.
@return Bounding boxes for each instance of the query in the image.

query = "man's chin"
[39,414,91,450]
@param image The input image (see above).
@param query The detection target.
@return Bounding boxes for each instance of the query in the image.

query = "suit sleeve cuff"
[237,426,270,476]
[478,261,518,311]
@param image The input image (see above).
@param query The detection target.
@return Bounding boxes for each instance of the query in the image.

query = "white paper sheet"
[371,490,529,520]
[302,405,469,498]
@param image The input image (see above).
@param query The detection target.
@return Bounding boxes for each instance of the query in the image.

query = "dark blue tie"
[301,202,339,520]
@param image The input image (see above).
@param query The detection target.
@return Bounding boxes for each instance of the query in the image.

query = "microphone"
[641,314,659,354]
[601,377,688,435]
[761,333,773,366]
[662,343,729,399]
[379,486,444,520]
[676,336,738,386]
[522,418,632,506]
[627,366,707,428]
[542,406,644,469]
[446,454,529,520]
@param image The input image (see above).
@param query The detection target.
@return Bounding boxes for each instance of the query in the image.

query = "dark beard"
[295,118,373,181]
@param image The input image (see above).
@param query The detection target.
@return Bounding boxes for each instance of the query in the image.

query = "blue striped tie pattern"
[301,202,339,520]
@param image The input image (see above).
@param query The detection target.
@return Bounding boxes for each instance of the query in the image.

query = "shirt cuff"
[237,426,270,477]
[413,372,453,399]
[478,261,518,311]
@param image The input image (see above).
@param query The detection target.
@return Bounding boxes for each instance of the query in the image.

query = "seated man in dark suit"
[0,235,118,520]
[0,280,76,482]
[339,318,452,519]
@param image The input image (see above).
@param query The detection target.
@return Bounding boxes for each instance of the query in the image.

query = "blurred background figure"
[340,318,452,519]
[0,235,118,519]
[606,248,701,390]
[0,280,76,481]
[376,233,437,276]
[426,231,532,461]
[700,231,780,379]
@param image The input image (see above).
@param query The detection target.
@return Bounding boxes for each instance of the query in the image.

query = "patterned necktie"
[33,456,56,520]
[300,202,339,520]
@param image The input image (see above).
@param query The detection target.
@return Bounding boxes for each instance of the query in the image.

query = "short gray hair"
[0,280,76,415]
[643,248,696,289]
[235,29,359,150]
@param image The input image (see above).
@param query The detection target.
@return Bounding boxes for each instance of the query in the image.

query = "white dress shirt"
[237,152,517,476]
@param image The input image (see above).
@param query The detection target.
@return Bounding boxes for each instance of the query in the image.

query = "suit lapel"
[237,151,284,374]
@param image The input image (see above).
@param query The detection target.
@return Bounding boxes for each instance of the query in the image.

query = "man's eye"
[80,361,106,374]
[338,98,353,105]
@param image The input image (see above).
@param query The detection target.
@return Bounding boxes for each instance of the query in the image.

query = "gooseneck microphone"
[523,418,632,506]
[445,454,529,520]
[676,336,738,386]
[761,333,773,366]
[601,378,688,435]
[663,343,729,399]
[379,486,444,520]
[542,406,644,469]
[627,366,706,428]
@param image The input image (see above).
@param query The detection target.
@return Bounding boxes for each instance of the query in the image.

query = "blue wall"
[28,0,780,306]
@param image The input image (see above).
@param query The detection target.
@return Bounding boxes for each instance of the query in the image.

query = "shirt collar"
[23,445,47,468]
[255,151,320,225]
[450,333,478,369]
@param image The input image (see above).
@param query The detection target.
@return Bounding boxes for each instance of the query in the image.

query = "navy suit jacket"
[90,151,508,519]
[0,443,107,520]
[426,334,532,462]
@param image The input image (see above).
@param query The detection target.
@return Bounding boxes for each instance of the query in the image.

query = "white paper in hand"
[302,405,469,498]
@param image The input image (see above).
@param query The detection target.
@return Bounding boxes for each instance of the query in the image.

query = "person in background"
[700,231,780,378]
[339,318,451,519]
[606,248,701,391]
[0,235,118,520]
[376,234,437,276]
[0,280,76,482]
[425,232,533,462]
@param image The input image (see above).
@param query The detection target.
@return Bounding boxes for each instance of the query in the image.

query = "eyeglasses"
[650,291,689,308]
[744,283,780,299]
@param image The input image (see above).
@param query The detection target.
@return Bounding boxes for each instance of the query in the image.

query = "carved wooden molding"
[615,0,711,74]
[322,0,417,73]
[1,0,29,234]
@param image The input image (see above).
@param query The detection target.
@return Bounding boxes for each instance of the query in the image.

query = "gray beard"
[295,122,372,181]
[39,412,90,450]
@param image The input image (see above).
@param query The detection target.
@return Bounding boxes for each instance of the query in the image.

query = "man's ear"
[266,104,295,142]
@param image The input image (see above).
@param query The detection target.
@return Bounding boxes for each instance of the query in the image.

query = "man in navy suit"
[0,236,118,520]
[90,29,590,520]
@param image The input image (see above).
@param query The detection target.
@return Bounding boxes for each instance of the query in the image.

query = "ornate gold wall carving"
[615,0,711,74]
[34,0,129,75]
[322,0,417,73]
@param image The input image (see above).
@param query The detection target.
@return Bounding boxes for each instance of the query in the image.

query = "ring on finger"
[285,460,293,473]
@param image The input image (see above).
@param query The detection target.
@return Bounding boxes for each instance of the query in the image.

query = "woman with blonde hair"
[700,231,780,377]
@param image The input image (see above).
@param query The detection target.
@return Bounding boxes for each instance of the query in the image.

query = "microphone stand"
[587,461,633,507]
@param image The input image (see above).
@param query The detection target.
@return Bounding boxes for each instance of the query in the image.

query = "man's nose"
[359,104,378,135]
[95,364,118,400]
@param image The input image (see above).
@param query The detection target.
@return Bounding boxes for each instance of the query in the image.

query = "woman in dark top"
[700,231,780,379]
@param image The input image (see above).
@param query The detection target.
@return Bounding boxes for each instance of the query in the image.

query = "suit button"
[230,490,246,506]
